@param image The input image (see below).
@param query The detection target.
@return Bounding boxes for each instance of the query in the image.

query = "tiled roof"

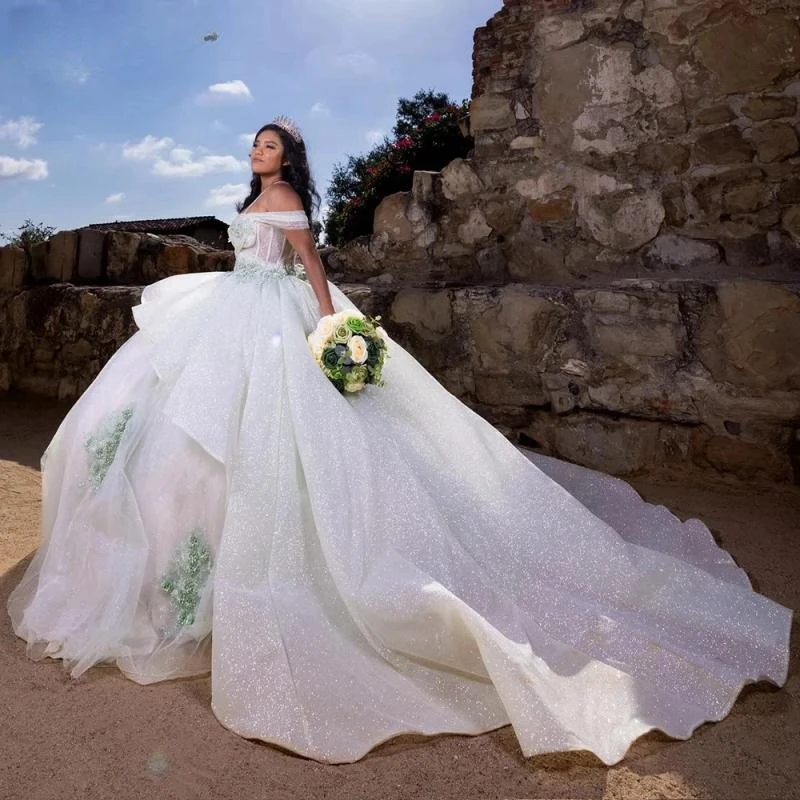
[86,216,228,233]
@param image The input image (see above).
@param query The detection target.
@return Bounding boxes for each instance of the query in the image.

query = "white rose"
[307,334,324,360]
[344,381,365,393]
[348,335,368,364]
[316,316,335,341]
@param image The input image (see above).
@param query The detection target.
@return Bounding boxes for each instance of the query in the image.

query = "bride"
[8,116,791,765]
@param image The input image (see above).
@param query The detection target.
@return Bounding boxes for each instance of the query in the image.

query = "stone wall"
[322,0,800,483]
[3,271,797,483]
[333,0,800,285]
[0,228,233,290]
[0,229,235,399]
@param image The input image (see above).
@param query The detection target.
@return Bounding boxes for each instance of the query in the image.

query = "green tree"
[324,90,471,246]
[1,218,56,252]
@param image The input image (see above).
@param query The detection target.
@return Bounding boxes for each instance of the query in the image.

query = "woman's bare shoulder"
[265,182,303,212]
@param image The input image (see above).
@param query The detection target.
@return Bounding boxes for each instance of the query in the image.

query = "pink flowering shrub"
[324,90,471,246]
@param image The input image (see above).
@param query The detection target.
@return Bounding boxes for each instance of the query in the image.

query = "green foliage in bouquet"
[324,90,472,246]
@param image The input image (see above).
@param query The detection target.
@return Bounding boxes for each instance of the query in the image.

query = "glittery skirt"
[7,261,792,764]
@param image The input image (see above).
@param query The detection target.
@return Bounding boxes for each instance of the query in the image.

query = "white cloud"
[123,135,174,160]
[239,132,256,146]
[199,80,252,103]
[0,116,43,148]
[169,147,194,164]
[206,183,249,207]
[0,155,48,180]
[104,192,125,204]
[310,102,331,118]
[365,129,385,145]
[153,153,247,178]
[121,134,247,178]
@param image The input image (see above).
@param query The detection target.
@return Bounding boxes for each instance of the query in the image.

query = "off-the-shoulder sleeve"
[259,211,310,230]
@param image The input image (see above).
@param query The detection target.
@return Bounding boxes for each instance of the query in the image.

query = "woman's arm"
[268,185,335,317]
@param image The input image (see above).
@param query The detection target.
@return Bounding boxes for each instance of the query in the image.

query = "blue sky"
[0,0,501,238]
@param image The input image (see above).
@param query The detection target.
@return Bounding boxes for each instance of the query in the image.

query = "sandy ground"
[0,392,798,800]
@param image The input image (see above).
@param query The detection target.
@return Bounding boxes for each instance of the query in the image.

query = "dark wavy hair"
[237,123,320,223]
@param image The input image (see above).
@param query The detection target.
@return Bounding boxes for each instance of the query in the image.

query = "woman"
[8,116,791,765]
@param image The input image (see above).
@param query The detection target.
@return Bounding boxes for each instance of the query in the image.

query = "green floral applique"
[85,405,135,488]
[160,529,213,628]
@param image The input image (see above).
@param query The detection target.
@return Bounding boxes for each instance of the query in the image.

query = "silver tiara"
[271,115,303,143]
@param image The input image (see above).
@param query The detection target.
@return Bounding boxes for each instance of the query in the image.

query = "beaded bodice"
[227,211,310,280]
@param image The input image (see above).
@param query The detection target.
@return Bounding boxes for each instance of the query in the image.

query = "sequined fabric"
[7,210,792,764]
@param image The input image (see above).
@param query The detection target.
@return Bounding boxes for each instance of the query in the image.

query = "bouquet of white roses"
[307,311,388,393]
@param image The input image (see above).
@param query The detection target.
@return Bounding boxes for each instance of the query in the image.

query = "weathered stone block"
[0,246,26,289]
[46,231,78,283]
[527,188,575,223]
[782,205,800,243]
[777,176,800,205]
[535,14,584,50]
[693,104,734,125]
[750,122,799,163]
[580,189,665,251]
[107,232,142,284]
[645,234,721,270]
[390,290,453,341]
[695,11,800,94]
[77,229,106,282]
[722,181,772,214]
[470,94,515,132]
[373,193,413,242]
[636,142,690,174]
[441,159,483,201]
[719,230,771,268]
[692,126,754,166]
[458,209,492,245]
[156,244,194,278]
[29,241,48,283]
[742,95,798,121]
[698,281,800,391]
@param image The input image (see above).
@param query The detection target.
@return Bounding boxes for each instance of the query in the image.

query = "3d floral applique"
[85,405,135,488]
[160,528,214,628]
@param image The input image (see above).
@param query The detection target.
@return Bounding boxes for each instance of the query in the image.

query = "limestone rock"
[750,122,799,163]
[698,281,800,391]
[693,104,734,125]
[782,205,800,243]
[0,247,26,290]
[457,209,492,245]
[390,290,452,341]
[46,231,78,283]
[470,94,515,132]
[527,189,575,224]
[645,234,721,269]
[742,95,797,121]
[692,126,755,166]
[580,190,665,251]
[695,11,800,94]
[373,193,413,242]
[535,15,585,50]
[107,232,142,284]
[441,159,484,201]
[76,229,106,282]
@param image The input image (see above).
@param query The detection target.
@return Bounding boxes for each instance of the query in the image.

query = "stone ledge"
[2,277,797,484]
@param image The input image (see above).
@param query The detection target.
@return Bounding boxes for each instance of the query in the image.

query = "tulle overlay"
[8,212,791,764]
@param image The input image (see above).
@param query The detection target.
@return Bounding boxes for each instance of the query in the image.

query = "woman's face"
[250,129,285,177]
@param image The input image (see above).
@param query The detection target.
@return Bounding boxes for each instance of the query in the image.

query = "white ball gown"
[8,209,791,764]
